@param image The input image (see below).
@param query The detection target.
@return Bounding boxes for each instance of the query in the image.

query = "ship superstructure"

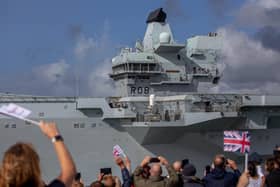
[0,8,279,184]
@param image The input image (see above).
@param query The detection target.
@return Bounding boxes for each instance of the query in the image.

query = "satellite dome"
[159,32,171,44]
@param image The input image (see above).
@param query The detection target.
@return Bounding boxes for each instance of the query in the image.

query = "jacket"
[133,165,178,187]
[265,168,280,187]
[182,176,204,187]
[203,168,240,187]
[121,168,132,187]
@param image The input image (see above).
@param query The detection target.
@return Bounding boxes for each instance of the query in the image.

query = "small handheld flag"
[0,103,40,126]
[224,131,251,171]
[113,145,126,157]
[224,131,251,154]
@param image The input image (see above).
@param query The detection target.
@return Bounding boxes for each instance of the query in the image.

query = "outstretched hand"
[226,159,238,170]
[158,156,169,166]
[141,156,151,167]
[115,157,125,169]
[39,121,59,139]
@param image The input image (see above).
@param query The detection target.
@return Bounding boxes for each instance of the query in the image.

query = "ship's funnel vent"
[146,8,166,23]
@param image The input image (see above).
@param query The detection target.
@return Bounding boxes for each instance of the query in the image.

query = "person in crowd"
[90,181,105,187]
[172,161,184,187]
[203,154,241,187]
[203,165,211,177]
[101,175,121,187]
[133,156,178,187]
[249,153,265,187]
[173,161,183,187]
[247,161,263,187]
[181,163,203,187]
[0,121,76,187]
[265,156,280,187]
[95,168,121,187]
[72,181,84,187]
[173,161,183,173]
[71,172,84,187]
[114,156,132,187]
[265,157,275,174]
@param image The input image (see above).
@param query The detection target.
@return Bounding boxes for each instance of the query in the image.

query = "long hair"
[248,161,258,177]
[0,142,42,187]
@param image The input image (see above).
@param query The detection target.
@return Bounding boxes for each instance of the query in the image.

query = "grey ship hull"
[0,94,279,184]
[1,8,279,185]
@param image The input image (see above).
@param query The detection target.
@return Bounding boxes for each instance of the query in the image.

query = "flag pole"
[245,153,248,171]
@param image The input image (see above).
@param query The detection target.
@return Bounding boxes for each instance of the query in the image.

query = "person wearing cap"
[181,164,203,187]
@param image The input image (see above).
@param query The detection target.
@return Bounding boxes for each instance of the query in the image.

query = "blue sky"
[0,0,279,96]
[0,0,243,71]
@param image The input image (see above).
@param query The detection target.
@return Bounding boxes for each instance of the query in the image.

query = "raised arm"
[39,121,76,187]
[158,156,179,186]
[115,157,132,187]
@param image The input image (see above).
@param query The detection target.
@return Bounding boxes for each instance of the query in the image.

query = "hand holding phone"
[74,172,81,181]
[100,168,112,175]
[150,157,160,163]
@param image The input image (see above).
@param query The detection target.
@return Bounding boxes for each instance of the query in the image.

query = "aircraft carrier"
[1,8,280,183]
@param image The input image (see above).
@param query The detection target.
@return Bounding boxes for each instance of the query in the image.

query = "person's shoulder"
[46,179,65,187]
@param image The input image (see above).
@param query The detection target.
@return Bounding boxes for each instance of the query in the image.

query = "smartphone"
[150,157,160,163]
[100,168,112,175]
[74,172,81,181]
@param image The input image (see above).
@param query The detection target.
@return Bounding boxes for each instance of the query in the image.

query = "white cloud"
[213,27,280,94]
[88,58,114,97]
[34,59,70,83]
[237,0,280,28]
[74,35,98,60]
[257,0,280,9]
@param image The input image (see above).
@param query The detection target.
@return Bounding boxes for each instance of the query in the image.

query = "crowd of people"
[0,121,279,187]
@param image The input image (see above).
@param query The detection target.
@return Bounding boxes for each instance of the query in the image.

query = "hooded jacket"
[203,168,241,187]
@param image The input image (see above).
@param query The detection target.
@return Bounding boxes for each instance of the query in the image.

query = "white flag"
[0,103,39,126]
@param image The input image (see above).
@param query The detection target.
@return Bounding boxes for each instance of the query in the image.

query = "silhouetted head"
[0,142,42,187]
[173,161,182,173]
[182,164,196,176]
[213,154,226,169]
[141,165,150,179]
[101,175,115,187]
[90,181,105,187]
[149,163,162,177]
[248,161,258,177]
[265,157,275,173]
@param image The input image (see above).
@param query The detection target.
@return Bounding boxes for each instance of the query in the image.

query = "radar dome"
[159,32,171,44]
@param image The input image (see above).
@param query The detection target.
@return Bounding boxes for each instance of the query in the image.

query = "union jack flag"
[224,131,251,154]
